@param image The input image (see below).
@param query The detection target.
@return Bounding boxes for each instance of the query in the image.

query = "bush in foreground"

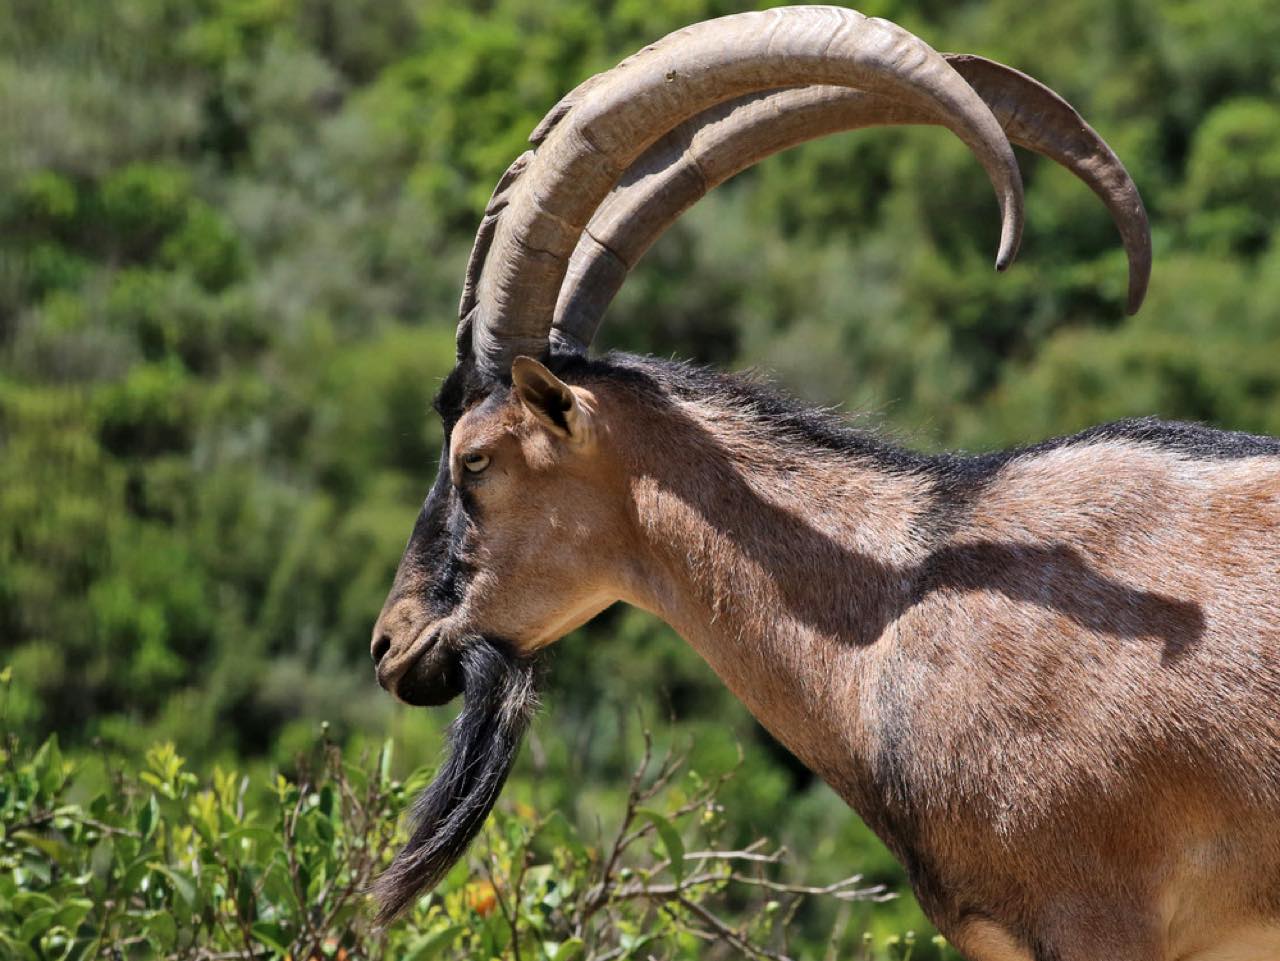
[1,719,942,961]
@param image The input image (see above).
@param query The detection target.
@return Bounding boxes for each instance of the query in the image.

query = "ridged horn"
[462,6,1025,377]
[945,55,1150,315]
[550,54,1151,356]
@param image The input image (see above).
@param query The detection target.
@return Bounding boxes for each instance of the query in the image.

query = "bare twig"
[727,873,895,902]
[683,844,781,865]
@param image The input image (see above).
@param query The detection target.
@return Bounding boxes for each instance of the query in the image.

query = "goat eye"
[462,452,490,474]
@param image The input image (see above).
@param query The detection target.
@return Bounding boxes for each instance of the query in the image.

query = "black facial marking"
[433,483,476,613]
[432,358,494,432]
[403,359,507,622]
[374,638,539,923]
[394,459,473,620]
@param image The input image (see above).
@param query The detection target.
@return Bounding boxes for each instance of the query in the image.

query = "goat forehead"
[452,419,507,453]
[453,397,522,450]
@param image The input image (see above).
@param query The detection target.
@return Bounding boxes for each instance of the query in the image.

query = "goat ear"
[511,356,589,440]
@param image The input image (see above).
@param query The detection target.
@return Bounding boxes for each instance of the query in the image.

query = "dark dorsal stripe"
[551,352,1280,471]
[545,352,1279,543]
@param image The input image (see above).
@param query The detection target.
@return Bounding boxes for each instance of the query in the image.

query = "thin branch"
[675,895,794,961]
[726,873,896,902]
[683,841,780,864]
[11,809,141,839]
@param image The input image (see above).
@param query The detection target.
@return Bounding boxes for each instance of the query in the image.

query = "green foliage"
[160,201,245,291]
[0,729,935,961]
[1,729,415,960]
[1184,98,1280,254]
[2,0,1278,954]
[97,165,193,246]
[11,172,79,226]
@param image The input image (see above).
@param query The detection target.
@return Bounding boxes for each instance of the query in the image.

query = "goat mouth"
[391,629,464,707]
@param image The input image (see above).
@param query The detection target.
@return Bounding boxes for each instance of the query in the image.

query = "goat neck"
[611,382,932,800]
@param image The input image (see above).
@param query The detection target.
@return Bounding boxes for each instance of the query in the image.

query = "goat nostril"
[371,633,392,665]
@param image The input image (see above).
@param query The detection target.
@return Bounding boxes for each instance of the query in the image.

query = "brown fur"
[374,357,1280,960]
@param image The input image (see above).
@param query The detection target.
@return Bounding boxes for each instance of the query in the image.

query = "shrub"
[0,722,935,961]
[93,361,194,459]
[11,172,79,226]
[97,166,192,237]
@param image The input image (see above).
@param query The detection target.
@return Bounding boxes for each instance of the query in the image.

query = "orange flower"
[465,880,498,917]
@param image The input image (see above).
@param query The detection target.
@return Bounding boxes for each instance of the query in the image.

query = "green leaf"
[226,825,276,848]
[53,899,93,931]
[11,830,68,863]
[135,794,159,842]
[314,813,334,844]
[619,930,658,957]
[0,932,35,961]
[32,736,67,798]
[120,854,155,896]
[236,867,259,923]
[343,762,369,794]
[153,865,198,912]
[251,921,292,956]
[549,937,585,961]
[401,765,435,796]
[379,738,394,786]
[145,910,178,951]
[636,808,685,884]
[88,794,110,821]
[18,907,57,942]
[12,891,58,915]
[403,923,464,961]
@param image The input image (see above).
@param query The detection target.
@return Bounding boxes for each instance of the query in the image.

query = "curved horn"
[550,56,1151,355]
[945,55,1150,315]
[464,6,1025,377]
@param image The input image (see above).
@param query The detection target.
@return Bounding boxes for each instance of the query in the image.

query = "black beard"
[373,638,539,924]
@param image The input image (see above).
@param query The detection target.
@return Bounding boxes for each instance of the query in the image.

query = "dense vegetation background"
[2,0,1277,956]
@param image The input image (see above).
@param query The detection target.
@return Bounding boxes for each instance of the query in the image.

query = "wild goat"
[369,7,1280,959]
